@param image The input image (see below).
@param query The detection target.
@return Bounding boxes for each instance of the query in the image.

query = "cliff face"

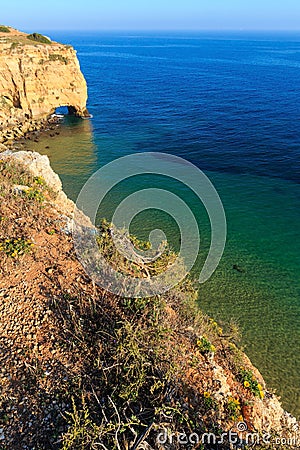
[0,27,88,142]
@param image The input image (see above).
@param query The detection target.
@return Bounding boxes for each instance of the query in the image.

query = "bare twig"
[91,385,108,423]
[108,396,122,450]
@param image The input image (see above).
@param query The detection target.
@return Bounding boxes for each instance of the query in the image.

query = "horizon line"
[17,27,300,33]
[39,30,300,33]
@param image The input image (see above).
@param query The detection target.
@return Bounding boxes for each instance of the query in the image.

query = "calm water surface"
[20,31,300,416]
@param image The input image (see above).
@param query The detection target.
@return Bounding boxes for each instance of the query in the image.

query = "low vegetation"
[0,237,33,257]
[49,53,69,64]
[10,41,19,50]
[0,25,10,33]
[27,32,51,44]
[238,368,265,399]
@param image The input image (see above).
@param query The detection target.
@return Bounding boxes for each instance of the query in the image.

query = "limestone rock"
[0,150,94,228]
[1,150,62,192]
[0,27,89,142]
[12,184,30,195]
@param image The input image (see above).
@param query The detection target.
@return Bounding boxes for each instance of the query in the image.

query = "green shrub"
[33,176,45,186]
[226,397,242,420]
[238,368,264,399]
[203,391,217,410]
[0,26,10,33]
[27,33,51,44]
[0,237,33,258]
[24,187,45,203]
[196,335,216,354]
[49,53,69,64]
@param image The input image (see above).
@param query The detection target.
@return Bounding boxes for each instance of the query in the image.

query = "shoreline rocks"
[0,114,62,145]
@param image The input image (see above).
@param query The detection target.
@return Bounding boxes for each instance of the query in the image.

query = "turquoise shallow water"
[19,31,300,417]
[20,123,300,417]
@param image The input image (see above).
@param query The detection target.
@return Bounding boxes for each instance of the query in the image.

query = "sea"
[20,31,300,417]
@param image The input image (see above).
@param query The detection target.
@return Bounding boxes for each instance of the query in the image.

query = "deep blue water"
[28,31,300,416]
[53,31,300,183]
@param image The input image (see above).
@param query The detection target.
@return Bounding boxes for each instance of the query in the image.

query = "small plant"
[62,398,102,450]
[190,353,202,368]
[33,176,45,186]
[123,296,150,314]
[49,53,69,64]
[196,336,216,354]
[238,368,264,399]
[203,391,216,410]
[24,188,45,203]
[226,397,242,421]
[27,33,51,44]
[209,317,224,336]
[0,26,10,33]
[0,238,33,258]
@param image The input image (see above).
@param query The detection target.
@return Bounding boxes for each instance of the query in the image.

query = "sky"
[2,0,300,31]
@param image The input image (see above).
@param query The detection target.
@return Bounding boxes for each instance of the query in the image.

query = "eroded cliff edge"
[0,149,299,449]
[0,26,89,143]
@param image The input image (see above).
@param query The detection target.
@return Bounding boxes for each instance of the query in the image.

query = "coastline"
[0,113,63,147]
[0,26,299,448]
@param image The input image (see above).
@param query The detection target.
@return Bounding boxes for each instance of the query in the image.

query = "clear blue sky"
[2,0,300,31]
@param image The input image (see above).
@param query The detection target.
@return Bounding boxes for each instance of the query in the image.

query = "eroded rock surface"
[0,27,88,142]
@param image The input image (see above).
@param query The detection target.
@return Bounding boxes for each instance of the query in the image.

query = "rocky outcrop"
[0,27,89,142]
[0,149,93,229]
[0,149,74,214]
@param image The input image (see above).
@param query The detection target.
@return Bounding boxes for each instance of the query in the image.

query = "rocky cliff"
[0,26,89,143]
[0,149,299,449]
